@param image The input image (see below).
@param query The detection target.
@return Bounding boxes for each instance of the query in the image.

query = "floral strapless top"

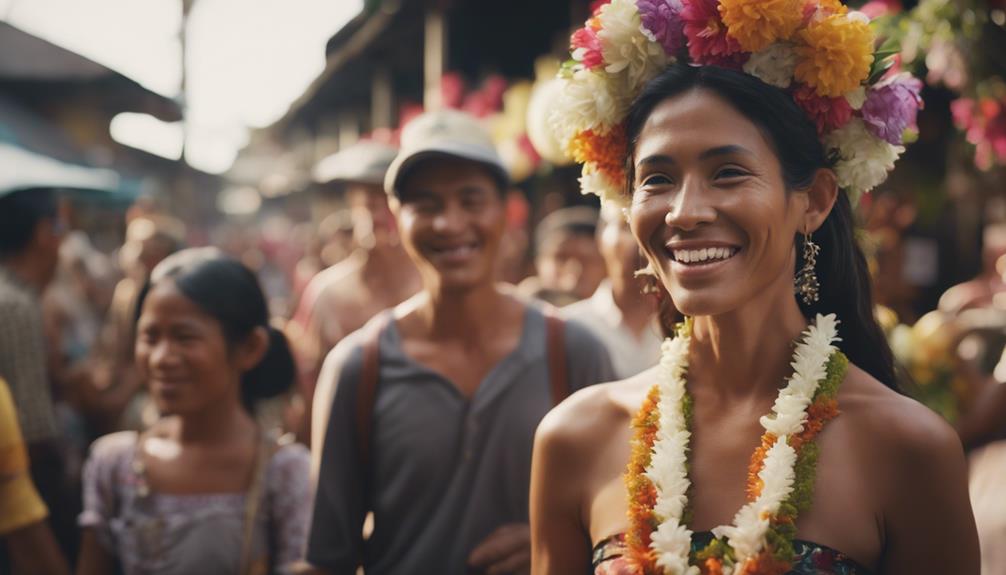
[592,532,872,575]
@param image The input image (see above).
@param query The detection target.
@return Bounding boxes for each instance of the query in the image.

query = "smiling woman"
[530,1,980,572]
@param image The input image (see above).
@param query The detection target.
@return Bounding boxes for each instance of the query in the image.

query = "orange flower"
[747,432,777,499]
[790,398,839,451]
[625,385,662,573]
[794,13,874,97]
[704,557,725,575]
[718,0,804,52]
[740,550,792,575]
[569,126,627,185]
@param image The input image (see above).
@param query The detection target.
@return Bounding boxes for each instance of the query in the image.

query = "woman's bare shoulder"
[536,368,657,460]
[839,363,963,474]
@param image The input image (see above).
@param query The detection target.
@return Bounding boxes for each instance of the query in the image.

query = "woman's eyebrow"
[636,154,675,168]
[698,145,754,160]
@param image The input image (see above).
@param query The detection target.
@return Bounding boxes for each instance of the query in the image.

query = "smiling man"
[306,110,614,575]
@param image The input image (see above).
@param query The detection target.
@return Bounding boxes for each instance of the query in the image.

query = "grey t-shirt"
[307,304,614,574]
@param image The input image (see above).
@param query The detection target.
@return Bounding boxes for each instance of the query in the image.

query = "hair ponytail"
[240,326,296,410]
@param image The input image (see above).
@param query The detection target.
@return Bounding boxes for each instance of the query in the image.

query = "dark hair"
[0,188,57,258]
[625,64,897,389]
[137,248,295,410]
[534,206,600,255]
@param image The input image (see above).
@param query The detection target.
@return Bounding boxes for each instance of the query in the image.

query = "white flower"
[579,165,629,210]
[844,86,867,110]
[825,118,904,205]
[597,0,670,92]
[761,315,838,435]
[550,69,628,147]
[645,331,694,572]
[717,438,797,562]
[743,43,798,89]
[652,521,700,575]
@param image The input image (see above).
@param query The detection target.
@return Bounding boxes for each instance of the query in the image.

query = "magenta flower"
[638,0,686,56]
[571,26,605,70]
[862,74,923,145]
[793,84,853,136]
[681,0,742,66]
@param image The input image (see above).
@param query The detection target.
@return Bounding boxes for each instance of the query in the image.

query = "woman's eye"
[715,167,749,180]
[640,174,673,187]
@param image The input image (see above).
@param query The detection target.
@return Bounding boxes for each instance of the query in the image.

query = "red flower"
[681,0,743,66]
[792,84,853,136]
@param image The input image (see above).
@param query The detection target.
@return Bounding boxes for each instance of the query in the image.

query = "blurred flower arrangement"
[884,309,968,422]
[872,0,1006,170]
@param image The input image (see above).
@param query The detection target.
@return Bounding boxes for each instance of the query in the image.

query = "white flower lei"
[644,313,841,574]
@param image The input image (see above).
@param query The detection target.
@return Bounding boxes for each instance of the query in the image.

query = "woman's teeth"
[673,247,738,264]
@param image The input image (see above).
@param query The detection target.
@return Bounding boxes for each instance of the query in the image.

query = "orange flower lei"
[625,345,848,574]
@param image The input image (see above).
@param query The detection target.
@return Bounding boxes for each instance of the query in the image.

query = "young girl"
[77,248,310,575]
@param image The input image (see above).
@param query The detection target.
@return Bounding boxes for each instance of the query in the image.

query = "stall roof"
[0,21,181,122]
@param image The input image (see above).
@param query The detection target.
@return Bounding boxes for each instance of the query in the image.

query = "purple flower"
[637,0,686,56]
[862,74,924,145]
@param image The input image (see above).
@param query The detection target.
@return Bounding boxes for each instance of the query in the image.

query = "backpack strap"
[545,309,570,406]
[355,316,388,476]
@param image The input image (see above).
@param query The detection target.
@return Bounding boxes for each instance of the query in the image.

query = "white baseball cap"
[384,109,508,196]
[313,140,398,186]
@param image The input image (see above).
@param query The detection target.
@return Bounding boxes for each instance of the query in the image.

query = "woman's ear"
[235,326,269,373]
[803,168,839,233]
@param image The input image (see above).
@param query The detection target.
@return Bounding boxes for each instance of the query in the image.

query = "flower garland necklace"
[625,313,849,575]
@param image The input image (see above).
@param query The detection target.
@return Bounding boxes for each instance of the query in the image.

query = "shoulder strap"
[355,316,387,474]
[545,309,570,406]
[238,432,282,575]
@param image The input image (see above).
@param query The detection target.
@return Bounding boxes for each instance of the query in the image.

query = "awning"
[0,141,120,197]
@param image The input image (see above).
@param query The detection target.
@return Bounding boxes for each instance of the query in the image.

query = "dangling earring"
[795,230,821,305]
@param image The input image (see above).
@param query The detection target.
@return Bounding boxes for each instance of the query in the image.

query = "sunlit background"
[0,0,362,173]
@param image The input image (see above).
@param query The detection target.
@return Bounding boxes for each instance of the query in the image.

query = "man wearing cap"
[306,110,614,575]
[291,141,421,431]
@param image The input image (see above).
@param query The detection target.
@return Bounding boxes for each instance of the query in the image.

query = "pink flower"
[681,0,743,66]
[862,74,923,145]
[638,0,686,56]
[440,72,466,109]
[571,26,605,70]
[860,0,902,19]
[793,84,853,136]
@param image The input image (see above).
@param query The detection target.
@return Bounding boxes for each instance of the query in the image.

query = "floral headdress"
[551,0,925,210]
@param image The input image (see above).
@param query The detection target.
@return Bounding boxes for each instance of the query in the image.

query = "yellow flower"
[794,13,874,97]
[718,0,804,53]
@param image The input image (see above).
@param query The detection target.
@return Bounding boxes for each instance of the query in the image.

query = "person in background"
[940,222,1006,315]
[76,248,310,575]
[306,110,614,575]
[288,141,421,442]
[519,206,606,307]
[0,185,77,560]
[0,376,70,575]
[562,204,663,379]
[82,215,185,435]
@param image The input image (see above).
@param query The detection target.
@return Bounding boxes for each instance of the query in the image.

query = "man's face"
[393,158,505,292]
[36,212,67,288]
[346,183,398,250]
[536,232,606,301]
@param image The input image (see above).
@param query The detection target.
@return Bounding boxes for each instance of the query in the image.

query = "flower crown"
[551,0,924,210]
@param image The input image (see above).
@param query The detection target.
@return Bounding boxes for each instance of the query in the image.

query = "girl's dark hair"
[138,247,295,410]
[626,64,897,389]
